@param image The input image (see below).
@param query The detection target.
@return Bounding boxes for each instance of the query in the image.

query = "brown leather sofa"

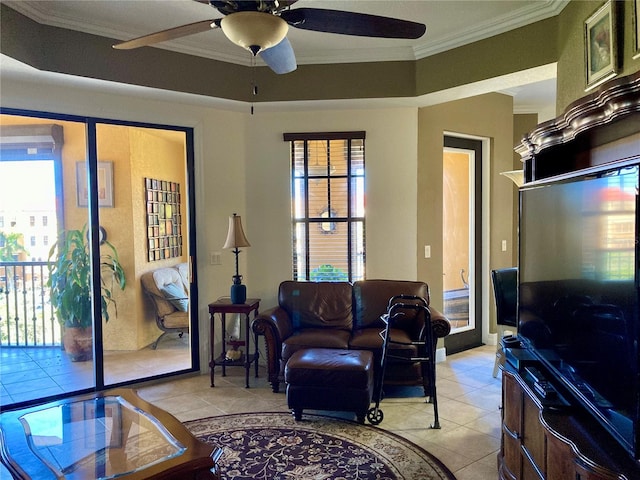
[252,279,451,395]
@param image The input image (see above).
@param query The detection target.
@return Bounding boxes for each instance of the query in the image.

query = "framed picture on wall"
[634,0,640,59]
[584,1,617,91]
[76,161,114,208]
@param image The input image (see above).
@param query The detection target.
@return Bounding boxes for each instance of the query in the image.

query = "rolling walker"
[366,294,441,429]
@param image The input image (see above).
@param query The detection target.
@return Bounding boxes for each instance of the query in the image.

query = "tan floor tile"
[150,392,215,415]
[418,424,501,462]
[400,433,476,472]
[435,397,494,426]
[174,404,228,422]
[463,409,502,439]
[453,453,500,480]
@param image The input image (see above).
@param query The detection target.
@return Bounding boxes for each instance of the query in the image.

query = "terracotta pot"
[63,326,93,362]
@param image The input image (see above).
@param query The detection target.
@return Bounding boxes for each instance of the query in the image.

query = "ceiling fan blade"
[259,37,297,74]
[280,8,426,39]
[113,19,220,50]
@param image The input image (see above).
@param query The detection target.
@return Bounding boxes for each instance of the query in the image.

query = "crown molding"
[414,0,569,59]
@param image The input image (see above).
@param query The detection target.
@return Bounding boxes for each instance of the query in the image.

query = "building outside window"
[284,131,365,282]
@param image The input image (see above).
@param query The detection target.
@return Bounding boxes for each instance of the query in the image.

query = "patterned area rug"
[185,412,456,480]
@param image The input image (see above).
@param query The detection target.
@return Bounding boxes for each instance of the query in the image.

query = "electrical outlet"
[210,252,222,265]
[501,240,507,252]
[424,245,431,258]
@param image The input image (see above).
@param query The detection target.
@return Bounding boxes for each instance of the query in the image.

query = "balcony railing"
[0,261,61,347]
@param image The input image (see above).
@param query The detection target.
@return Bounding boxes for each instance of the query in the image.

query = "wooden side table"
[208,298,260,388]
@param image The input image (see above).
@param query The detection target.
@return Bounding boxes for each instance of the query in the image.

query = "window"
[42,216,48,226]
[43,235,48,246]
[284,131,365,282]
[29,216,35,227]
[30,236,36,247]
[0,216,3,228]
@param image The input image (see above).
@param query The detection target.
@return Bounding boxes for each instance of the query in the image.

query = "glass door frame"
[442,135,486,353]
[0,107,200,404]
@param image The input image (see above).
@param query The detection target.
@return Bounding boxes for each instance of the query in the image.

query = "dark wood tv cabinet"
[499,362,640,480]
[502,71,640,480]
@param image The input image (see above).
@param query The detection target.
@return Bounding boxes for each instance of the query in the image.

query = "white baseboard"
[436,347,446,363]
[487,333,498,346]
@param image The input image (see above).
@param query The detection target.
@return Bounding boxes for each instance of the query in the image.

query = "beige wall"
[244,108,420,306]
[418,93,514,339]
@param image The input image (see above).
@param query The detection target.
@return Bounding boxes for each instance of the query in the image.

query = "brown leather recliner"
[252,279,451,396]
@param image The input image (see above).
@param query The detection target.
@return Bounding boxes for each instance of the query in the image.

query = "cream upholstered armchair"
[140,263,190,349]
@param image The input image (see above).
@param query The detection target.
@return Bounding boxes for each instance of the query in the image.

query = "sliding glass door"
[94,122,194,386]
[0,110,197,409]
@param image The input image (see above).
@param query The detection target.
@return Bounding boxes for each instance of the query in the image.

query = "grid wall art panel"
[145,177,183,262]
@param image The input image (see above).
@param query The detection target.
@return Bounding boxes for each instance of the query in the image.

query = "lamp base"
[230,283,247,304]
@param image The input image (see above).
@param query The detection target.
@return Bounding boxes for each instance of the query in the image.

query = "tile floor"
[136,344,502,480]
[0,336,191,406]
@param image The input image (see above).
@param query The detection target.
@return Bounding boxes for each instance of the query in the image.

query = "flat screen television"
[518,161,640,458]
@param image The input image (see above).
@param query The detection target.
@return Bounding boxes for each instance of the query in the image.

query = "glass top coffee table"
[0,388,221,479]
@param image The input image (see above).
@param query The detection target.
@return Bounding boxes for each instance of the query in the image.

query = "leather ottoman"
[284,348,374,424]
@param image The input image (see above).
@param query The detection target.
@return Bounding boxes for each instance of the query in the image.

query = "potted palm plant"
[47,225,126,361]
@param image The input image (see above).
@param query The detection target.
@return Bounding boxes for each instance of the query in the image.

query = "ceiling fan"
[113,0,427,74]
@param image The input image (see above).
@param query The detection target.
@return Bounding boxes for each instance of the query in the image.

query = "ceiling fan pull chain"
[250,54,257,115]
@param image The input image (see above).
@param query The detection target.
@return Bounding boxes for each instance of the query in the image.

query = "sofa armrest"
[251,306,293,392]
[428,306,451,339]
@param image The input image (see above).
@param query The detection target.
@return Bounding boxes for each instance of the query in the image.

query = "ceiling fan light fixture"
[221,11,289,55]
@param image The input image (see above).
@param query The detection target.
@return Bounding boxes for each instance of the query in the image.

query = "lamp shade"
[223,214,251,249]
[220,11,288,56]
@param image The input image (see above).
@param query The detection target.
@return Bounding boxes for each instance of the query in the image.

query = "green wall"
[557,0,640,113]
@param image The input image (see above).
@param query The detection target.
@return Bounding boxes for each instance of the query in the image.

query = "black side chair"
[491,267,518,377]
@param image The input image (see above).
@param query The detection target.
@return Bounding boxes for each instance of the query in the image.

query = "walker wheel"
[367,407,384,425]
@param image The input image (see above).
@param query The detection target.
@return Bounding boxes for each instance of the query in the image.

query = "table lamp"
[223,213,251,304]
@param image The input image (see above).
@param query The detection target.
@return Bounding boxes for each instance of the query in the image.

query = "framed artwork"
[144,177,183,262]
[76,161,114,208]
[584,1,617,91]
[634,0,640,59]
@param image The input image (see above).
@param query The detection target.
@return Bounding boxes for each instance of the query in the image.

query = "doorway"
[442,136,483,353]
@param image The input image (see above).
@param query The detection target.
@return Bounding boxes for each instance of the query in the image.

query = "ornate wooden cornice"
[516,71,640,162]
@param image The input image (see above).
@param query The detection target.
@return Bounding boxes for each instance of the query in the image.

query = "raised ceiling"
[2,0,567,117]
[4,0,568,66]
